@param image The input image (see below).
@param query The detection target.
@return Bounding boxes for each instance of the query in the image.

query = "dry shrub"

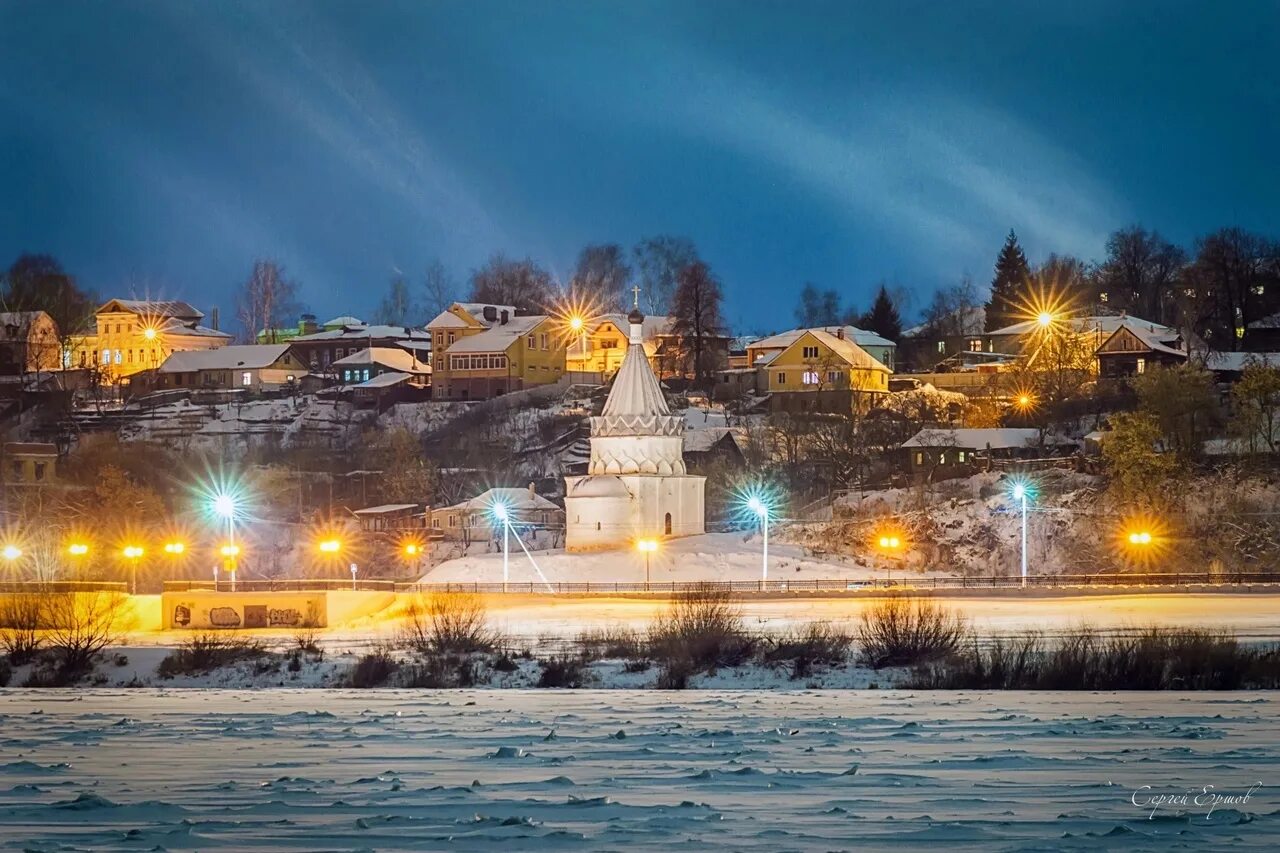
[913,626,1277,690]
[0,594,44,665]
[157,632,267,678]
[856,595,967,669]
[399,593,498,655]
[649,583,754,670]
[763,622,853,679]
[576,626,644,661]
[43,591,133,677]
[293,627,322,656]
[349,648,399,687]
[537,656,588,688]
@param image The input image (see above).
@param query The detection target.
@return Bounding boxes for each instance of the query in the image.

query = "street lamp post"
[220,544,240,592]
[636,538,658,588]
[122,545,144,594]
[747,496,769,586]
[349,562,358,591]
[877,535,901,585]
[491,502,510,591]
[1012,482,1029,587]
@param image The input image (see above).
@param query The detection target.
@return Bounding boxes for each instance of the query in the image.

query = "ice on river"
[0,690,1276,850]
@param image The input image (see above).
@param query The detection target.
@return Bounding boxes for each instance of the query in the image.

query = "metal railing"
[0,581,129,593]
[162,579,402,593]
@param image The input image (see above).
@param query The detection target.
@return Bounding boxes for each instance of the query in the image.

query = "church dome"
[569,475,632,499]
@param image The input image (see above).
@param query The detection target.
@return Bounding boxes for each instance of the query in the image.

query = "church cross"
[631,285,641,309]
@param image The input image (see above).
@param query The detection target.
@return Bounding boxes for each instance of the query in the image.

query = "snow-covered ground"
[0,690,1274,850]
[420,531,925,586]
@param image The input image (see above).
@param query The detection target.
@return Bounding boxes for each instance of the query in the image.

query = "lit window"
[936,341,946,353]
[102,349,110,364]
[1136,358,1146,375]
[968,339,982,352]
[114,350,122,364]
[241,371,251,386]
[914,451,923,465]
[802,371,819,385]
[957,451,966,463]
[1099,292,1109,303]
[344,370,351,382]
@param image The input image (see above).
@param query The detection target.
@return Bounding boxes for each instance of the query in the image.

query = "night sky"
[2,1,1277,332]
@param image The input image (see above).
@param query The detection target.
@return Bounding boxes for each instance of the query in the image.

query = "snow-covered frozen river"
[0,690,1276,850]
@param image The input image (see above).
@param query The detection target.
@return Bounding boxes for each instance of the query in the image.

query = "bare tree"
[468,253,554,314]
[422,259,457,321]
[43,590,133,676]
[569,244,631,310]
[236,260,300,343]
[669,260,725,387]
[921,276,984,338]
[1094,226,1186,323]
[633,236,698,316]
[373,274,416,326]
[1182,228,1280,350]
[0,594,43,664]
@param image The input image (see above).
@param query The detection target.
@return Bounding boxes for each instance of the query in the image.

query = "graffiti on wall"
[173,605,191,627]
[209,607,242,628]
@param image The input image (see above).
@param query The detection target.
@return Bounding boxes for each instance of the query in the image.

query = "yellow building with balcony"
[70,299,231,382]
[427,303,565,400]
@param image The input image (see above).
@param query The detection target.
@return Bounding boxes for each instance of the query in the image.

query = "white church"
[564,307,706,551]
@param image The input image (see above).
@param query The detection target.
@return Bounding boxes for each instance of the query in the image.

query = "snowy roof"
[601,323,671,418]
[98,299,203,320]
[1248,311,1280,331]
[0,310,48,329]
[156,318,233,339]
[352,503,419,515]
[988,313,1170,338]
[158,344,294,373]
[444,315,547,353]
[1097,320,1185,358]
[353,371,411,389]
[332,347,429,373]
[682,426,745,454]
[1201,351,1280,373]
[749,325,895,352]
[442,487,561,514]
[323,315,364,327]
[426,309,473,330]
[901,428,1042,450]
[291,324,430,342]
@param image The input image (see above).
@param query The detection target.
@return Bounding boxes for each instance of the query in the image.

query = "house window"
[936,341,946,353]
[448,333,455,346]
[827,370,840,383]
[343,370,352,382]
[10,461,21,480]
[1099,292,1109,304]
[914,451,924,465]
[114,350,122,364]
[540,333,549,349]
[939,452,946,464]
[527,335,536,348]
[601,339,617,349]
[664,513,672,535]
[102,349,110,364]
[126,349,133,364]
[363,369,370,382]
[1136,358,1146,375]
[968,339,982,352]
[777,372,786,385]
[241,371,252,386]
[448,515,458,528]
[802,345,819,358]
[957,451,966,463]
[432,517,440,529]
[34,462,46,482]
[802,371,819,385]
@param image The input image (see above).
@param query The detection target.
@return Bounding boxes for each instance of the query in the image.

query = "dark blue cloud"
[1,0,1276,332]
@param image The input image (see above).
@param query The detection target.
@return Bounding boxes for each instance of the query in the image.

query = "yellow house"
[71,299,231,381]
[427,303,566,400]
[761,329,890,413]
[565,314,668,377]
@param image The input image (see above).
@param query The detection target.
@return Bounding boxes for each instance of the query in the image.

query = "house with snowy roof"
[155,344,306,392]
[900,427,1074,480]
[1093,318,1187,378]
[426,303,565,400]
[72,298,231,381]
[288,320,431,371]
[330,346,430,387]
[749,328,891,414]
[430,484,565,542]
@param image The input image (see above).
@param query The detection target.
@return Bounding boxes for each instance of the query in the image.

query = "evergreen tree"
[859,284,902,341]
[984,229,1031,331]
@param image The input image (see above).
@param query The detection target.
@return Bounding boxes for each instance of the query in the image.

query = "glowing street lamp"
[1127,530,1153,546]
[1009,478,1034,587]
[876,533,902,584]
[68,542,89,557]
[163,541,185,555]
[490,500,511,591]
[318,539,341,554]
[122,545,144,594]
[143,327,157,341]
[1036,311,1054,329]
[746,494,770,584]
[2,544,22,562]
[636,538,658,587]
